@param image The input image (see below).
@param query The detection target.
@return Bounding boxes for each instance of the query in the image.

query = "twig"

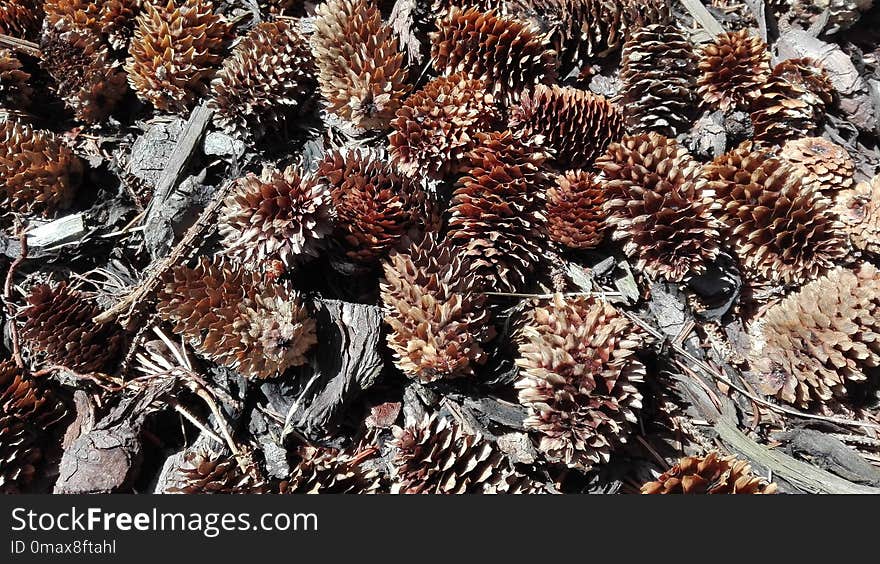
[168,400,226,446]
[148,103,214,208]
[195,387,242,460]
[678,0,726,37]
[0,33,41,57]
[481,291,623,299]
[3,223,27,368]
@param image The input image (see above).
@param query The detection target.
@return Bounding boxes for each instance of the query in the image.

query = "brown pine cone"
[545,169,606,250]
[0,48,31,109]
[511,84,623,170]
[697,29,771,111]
[311,0,409,130]
[780,137,854,195]
[702,141,846,287]
[641,452,777,494]
[595,133,720,282]
[515,293,645,470]
[0,360,66,493]
[0,0,43,39]
[170,448,267,493]
[836,174,880,256]
[619,23,696,136]
[390,413,543,494]
[748,263,880,407]
[1,120,82,221]
[44,0,141,51]
[388,73,501,179]
[209,19,316,140]
[380,233,496,382]
[156,257,317,379]
[280,445,384,494]
[430,7,557,107]
[126,0,228,114]
[218,166,333,271]
[19,283,124,373]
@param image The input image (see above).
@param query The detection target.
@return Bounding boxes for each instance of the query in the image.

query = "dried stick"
[0,33,41,57]
[3,223,27,368]
[679,0,725,37]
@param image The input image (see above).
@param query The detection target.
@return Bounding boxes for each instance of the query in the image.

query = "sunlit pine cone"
[311,0,409,130]
[750,58,834,146]
[702,141,846,287]
[19,283,124,373]
[170,448,267,493]
[0,0,43,39]
[388,73,501,179]
[446,131,550,293]
[697,30,771,111]
[545,169,606,250]
[125,0,229,114]
[380,233,496,383]
[641,452,777,494]
[515,293,645,470]
[836,174,880,256]
[209,19,316,141]
[1,120,82,221]
[780,137,853,196]
[619,23,696,136]
[156,257,317,379]
[595,133,721,282]
[390,413,543,494]
[0,48,31,110]
[43,0,141,51]
[511,84,623,170]
[430,7,557,107]
[280,445,385,494]
[218,166,333,271]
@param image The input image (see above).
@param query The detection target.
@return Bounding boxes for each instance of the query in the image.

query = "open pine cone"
[170,448,267,494]
[156,257,317,379]
[641,452,777,494]
[781,136,853,195]
[210,19,316,140]
[280,445,384,494]
[515,293,645,470]
[43,0,141,51]
[0,48,31,110]
[697,29,770,111]
[126,0,228,114]
[311,0,409,130]
[0,0,43,39]
[388,73,500,179]
[381,233,496,383]
[545,169,606,250]
[511,84,623,170]
[836,174,880,256]
[596,133,721,282]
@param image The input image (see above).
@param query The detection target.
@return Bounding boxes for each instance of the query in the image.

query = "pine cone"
[156,257,317,379]
[545,169,606,250]
[209,19,316,140]
[380,233,496,382]
[388,73,501,179]
[515,293,645,470]
[702,141,846,287]
[511,84,623,170]
[280,445,384,494]
[218,166,333,271]
[126,0,228,114]
[311,0,409,130]
[0,120,82,220]
[750,58,834,146]
[836,174,880,256]
[430,7,557,107]
[43,0,141,51]
[446,131,550,292]
[619,23,696,136]
[0,0,43,39]
[641,452,777,494]
[170,448,267,493]
[40,25,128,123]
[0,360,66,493]
[749,264,880,407]
[781,136,853,195]
[697,30,771,111]
[390,413,543,494]
[19,283,124,373]
[0,48,31,109]
[595,133,721,282]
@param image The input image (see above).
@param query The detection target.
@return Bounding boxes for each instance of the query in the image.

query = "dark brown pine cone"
[0,0,43,39]
[641,452,777,494]
[280,445,384,494]
[170,448,267,493]
[545,170,606,250]
[0,48,31,110]
[697,29,771,111]
[836,174,880,256]
[43,0,141,51]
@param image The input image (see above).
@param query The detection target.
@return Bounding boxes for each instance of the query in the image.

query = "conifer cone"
[545,170,606,250]
[641,452,777,494]
[1,120,82,220]
[749,264,880,407]
[595,133,720,282]
[209,20,316,140]
[311,0,409,130]
[380,234,496,383]
[156,257,317,379]
[836,174,880,256]
[280,446,384,494]
[511,84,623,170]
[515,294,645,470]
[619,23,696,136]
[170,448,267,493]
[0,48,31,109]
[780,137,853,195]
[388,73,500,179]
[126,0,228,114]
[702,141,846,287]
[0,360,66,493]
[19,283,124,373]
[446,131,550,293]
[430,7,557,106]
[44,0,142,51]
[0,0,43,39]
[218,166,333,271]
[750,58,834,146]
[390,413,543,494]
[40,25,128,123]
[697,30,771,111]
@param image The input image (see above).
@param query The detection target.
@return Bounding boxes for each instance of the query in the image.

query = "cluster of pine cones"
[1,0,878,494]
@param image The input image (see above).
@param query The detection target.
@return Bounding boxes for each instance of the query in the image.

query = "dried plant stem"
[3,223,27,368]
[0,33,41,57]
[169,400,226,446]
[678,0,725,36]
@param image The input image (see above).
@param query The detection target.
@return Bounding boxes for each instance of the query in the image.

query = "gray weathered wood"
[679,0,725,37]
[26,214,86,248]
